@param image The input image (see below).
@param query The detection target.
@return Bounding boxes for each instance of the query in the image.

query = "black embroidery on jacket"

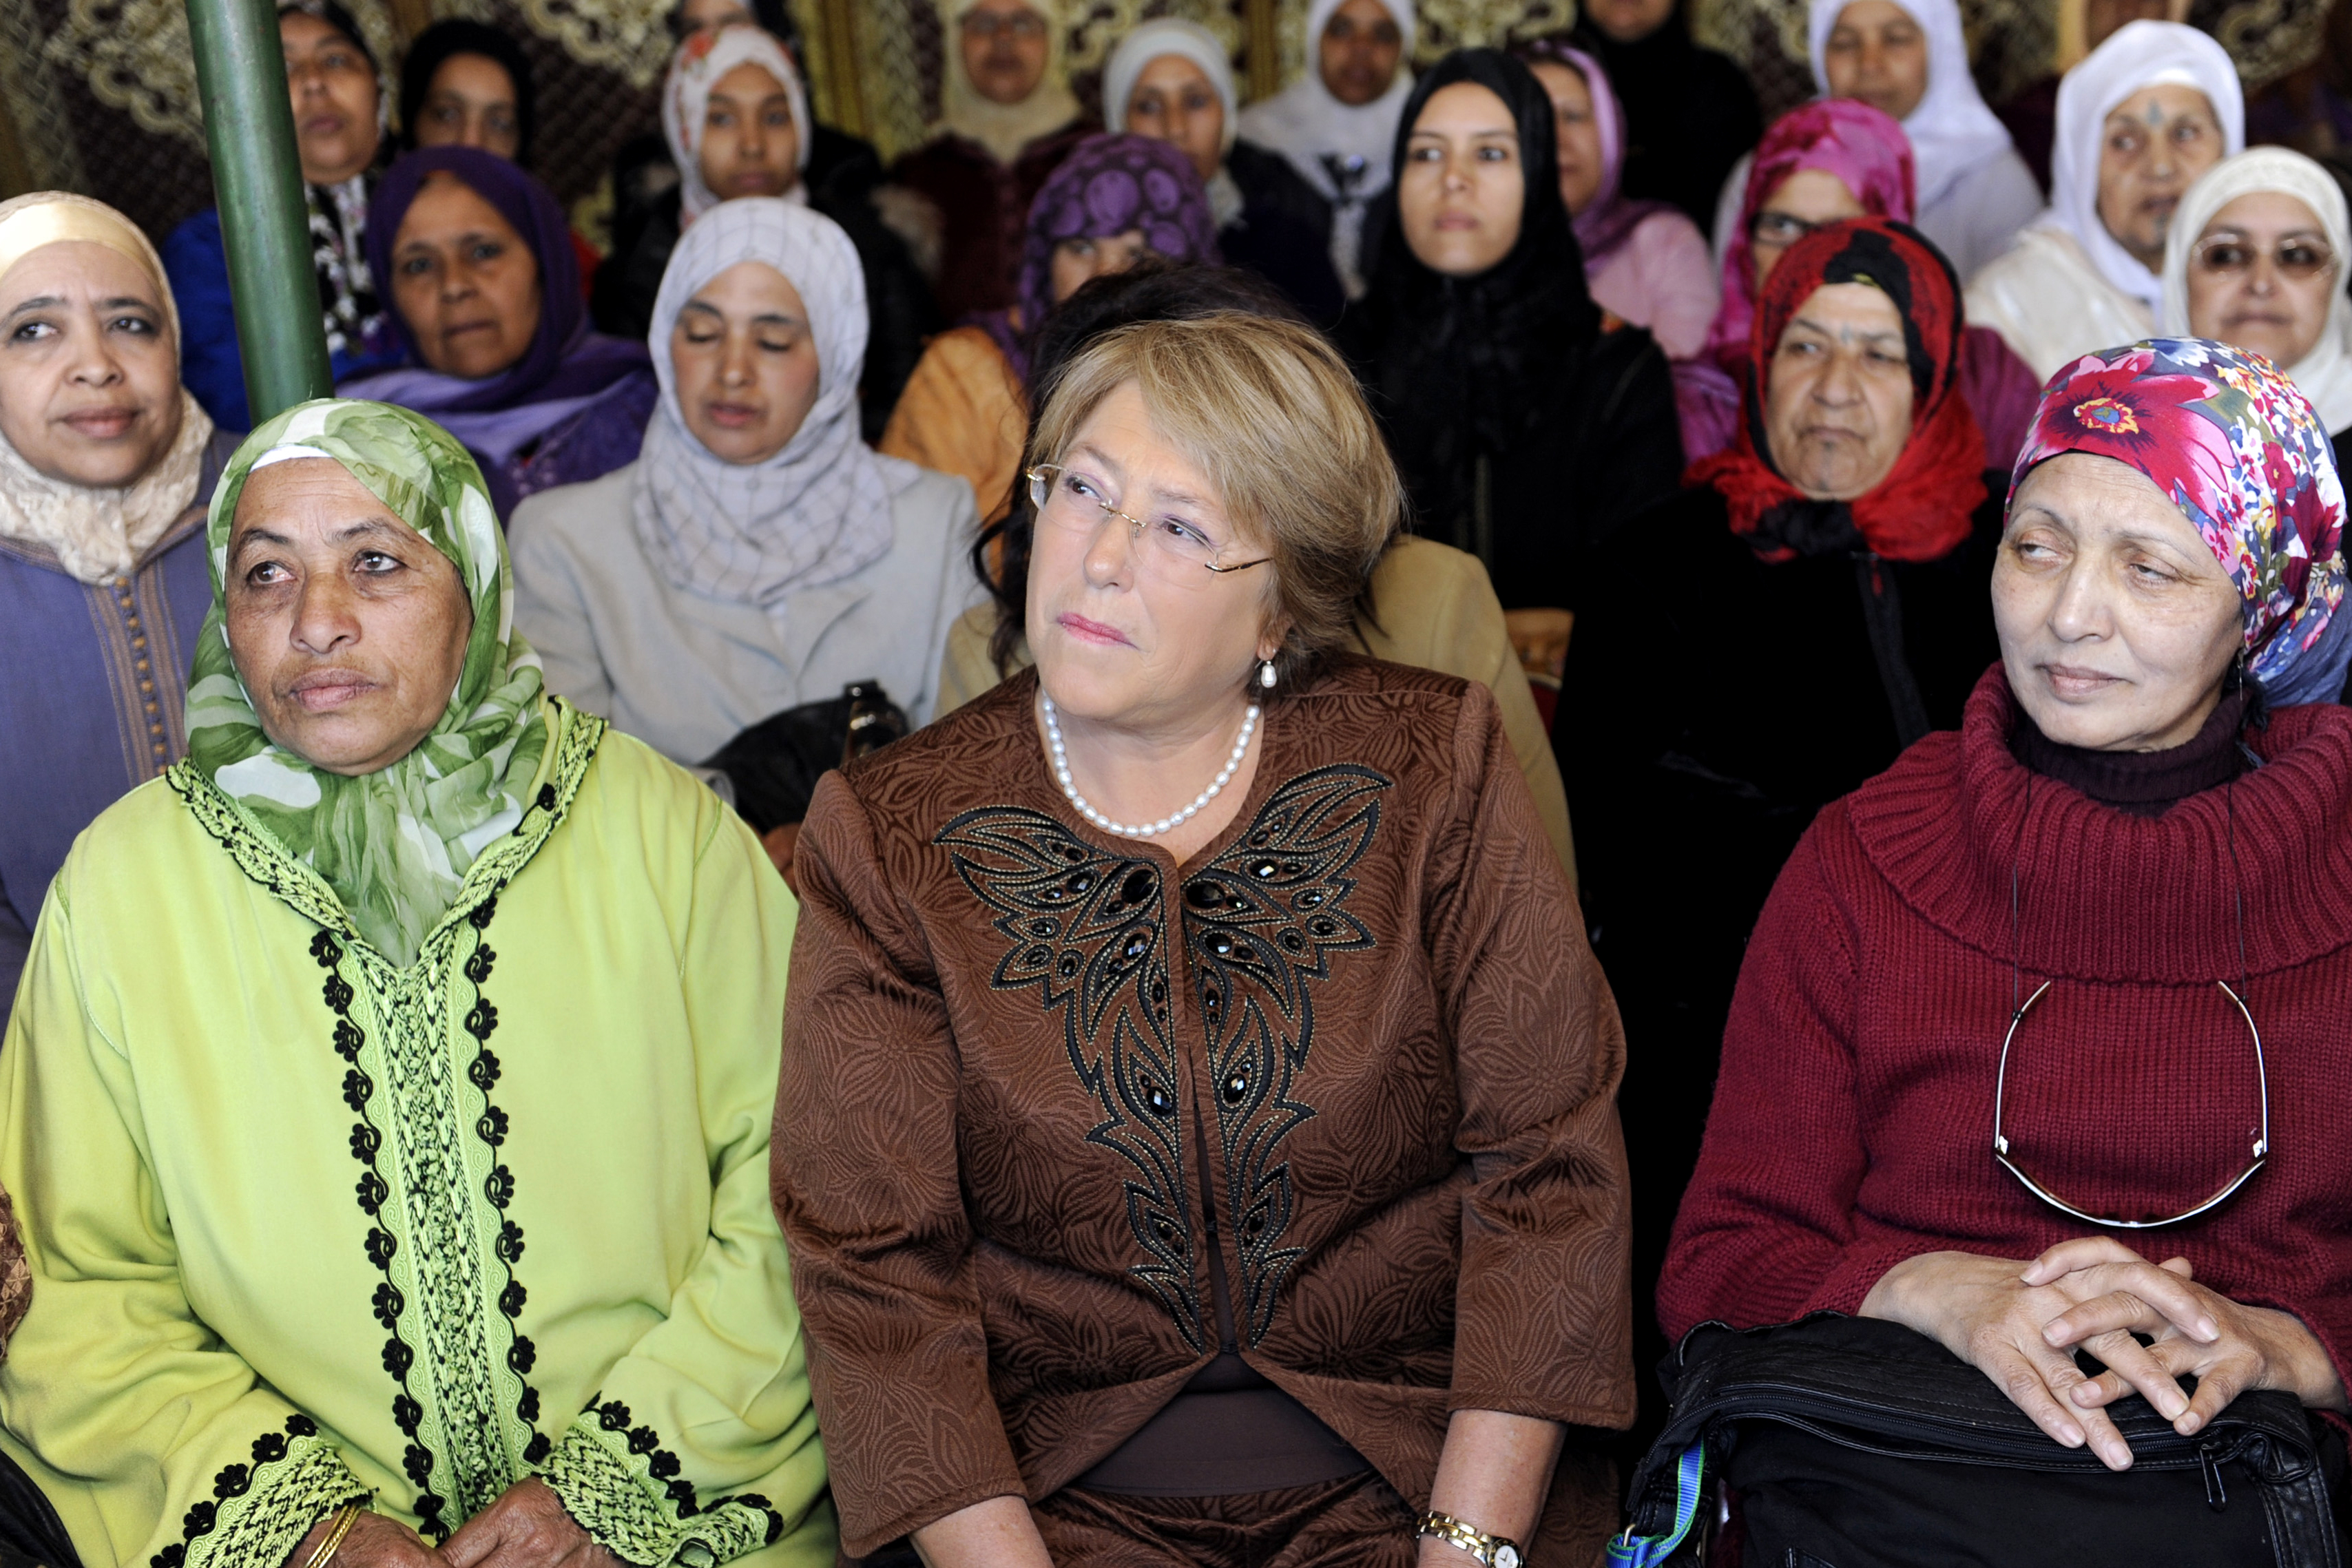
[937,809,1203,1346]
[313,928,450,1538]
[148,1412,322,1566]
[1180,766,1386,1344]
[463,895,550,1467]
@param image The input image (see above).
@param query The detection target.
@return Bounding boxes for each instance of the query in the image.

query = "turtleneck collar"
[1844,664,2352,984]
[2010,685,2254,817]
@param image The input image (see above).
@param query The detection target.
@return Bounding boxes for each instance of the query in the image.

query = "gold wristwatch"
[1416,1509,1524,1568]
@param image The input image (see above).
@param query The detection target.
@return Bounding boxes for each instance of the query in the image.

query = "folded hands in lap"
[1862,1237,2347,1472]
[288,1481,622,1568]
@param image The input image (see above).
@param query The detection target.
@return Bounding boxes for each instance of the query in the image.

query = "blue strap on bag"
[1605,1442,1705,1568]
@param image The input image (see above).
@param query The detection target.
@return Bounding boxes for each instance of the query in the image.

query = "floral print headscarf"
[186,399,550,965]
[2012,339,2352,707]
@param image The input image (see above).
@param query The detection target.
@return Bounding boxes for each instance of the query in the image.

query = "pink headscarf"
[1702,100,1915,367]
[1517,39,1669,273]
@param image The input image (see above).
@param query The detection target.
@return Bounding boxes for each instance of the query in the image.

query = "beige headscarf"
[0,191,214,585]
[936,0,1082,165]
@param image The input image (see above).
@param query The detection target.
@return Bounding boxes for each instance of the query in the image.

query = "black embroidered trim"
[937,811,1203,1346]
[462,894,551,1467]
[314,926,450,1539]
[1180,766,1386,1345]
[583,1394,785,1543]
[148,1413,322,1568]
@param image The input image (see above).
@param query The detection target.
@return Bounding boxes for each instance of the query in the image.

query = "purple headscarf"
[346,146,651,505]
[1515,40,1672,274]
[974,133,1221,381]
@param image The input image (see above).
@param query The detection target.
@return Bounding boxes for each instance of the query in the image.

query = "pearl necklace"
[1042,693,1259,839]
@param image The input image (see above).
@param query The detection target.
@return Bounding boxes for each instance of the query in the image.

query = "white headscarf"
[663,23,813,223]
[2046,20,2243,315]
[0,191,214,586]
[936,0,1083,166]
[1104,21,1243,227]
[2162,147,2352,432]
[632,199,895,607]
[1807,0,2016,211]
[1233,0,1416,204]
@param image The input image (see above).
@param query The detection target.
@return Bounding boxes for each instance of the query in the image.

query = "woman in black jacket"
[1338,48,1685,677]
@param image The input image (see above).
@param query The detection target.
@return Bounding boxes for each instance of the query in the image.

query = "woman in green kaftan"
[0,399,833,1568]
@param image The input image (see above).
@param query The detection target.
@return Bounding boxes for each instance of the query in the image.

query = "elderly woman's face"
[390,174,543,380]
[1320,0,1404,108]
[1528,60,1604,216]
[0,241,185,490]
[2097,84,2224,269]
[225,458,472,776]
[1995,452,2243,751]
[672,259,822,464]
[1765,280,1915,499]
[700,60,800,202]
[2185,190,2338,373]
[1127,53,1225,186]
[960,0,1050,107]
[281,11,381,187]
[1399,81,1526,278]
[1822,0,1928,124]
[1749,167,1865,289]
[414,52,521,161]
[1028,379,1284,730]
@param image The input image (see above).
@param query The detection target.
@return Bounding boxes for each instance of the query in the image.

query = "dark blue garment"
[162,207,401,432]
[0,431,235,1005]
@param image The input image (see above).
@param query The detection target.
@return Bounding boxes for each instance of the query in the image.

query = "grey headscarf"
[632,198,895,606]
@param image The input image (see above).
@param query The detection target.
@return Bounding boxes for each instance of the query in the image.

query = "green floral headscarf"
[187,399,549,966]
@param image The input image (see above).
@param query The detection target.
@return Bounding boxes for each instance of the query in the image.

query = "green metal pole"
[186,0,334,424]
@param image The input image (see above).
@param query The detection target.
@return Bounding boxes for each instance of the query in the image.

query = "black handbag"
[1610,1313,2347,1568]
[701,679,908,834]
[0,1444,76,1567]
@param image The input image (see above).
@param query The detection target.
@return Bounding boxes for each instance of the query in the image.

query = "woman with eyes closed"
[2162,147,2352,470]
[1968,20,2241,380]
[1556,218,2007,1443]
[511,200,979,872]
[0,192,237,1008]
[774,308,1632,1568]
[340,147,656,521]
[1339,49,1682,687]
[1661,340,2352,1526]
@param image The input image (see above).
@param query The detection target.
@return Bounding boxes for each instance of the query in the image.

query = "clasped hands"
[287,1479,623,1568]
[1862,1237,2347,1472]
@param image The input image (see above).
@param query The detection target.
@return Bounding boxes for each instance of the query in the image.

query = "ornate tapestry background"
[0,0,2334,241]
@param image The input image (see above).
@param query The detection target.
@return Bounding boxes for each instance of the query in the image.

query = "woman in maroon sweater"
[1663,337,2352,1472]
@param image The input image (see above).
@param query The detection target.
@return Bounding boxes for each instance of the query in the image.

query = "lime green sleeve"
[0,886,366,1568]
[537,811,833,1568]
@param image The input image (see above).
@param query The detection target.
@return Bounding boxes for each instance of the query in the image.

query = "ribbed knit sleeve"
[1656,814,1933,1340]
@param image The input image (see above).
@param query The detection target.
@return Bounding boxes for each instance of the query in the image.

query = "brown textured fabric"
[773,657,1634,1559]
[0,1185,27,1355]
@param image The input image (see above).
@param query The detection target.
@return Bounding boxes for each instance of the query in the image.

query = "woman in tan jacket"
[773,311,1632,1566]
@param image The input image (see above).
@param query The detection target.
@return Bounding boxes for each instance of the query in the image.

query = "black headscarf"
[399,19,539,165]
[1342,49,1599,547]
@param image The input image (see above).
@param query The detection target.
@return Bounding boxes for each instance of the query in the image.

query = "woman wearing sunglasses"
[2163,147,2352,469]
[1661,337,2352,1474]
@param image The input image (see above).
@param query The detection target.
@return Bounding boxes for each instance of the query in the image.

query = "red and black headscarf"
[1689,216,1986,563]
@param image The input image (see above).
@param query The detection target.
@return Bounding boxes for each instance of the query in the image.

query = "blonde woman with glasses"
[774,311,1634,1567]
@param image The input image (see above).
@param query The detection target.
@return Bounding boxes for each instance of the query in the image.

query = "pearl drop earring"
[1260,660,1278,689]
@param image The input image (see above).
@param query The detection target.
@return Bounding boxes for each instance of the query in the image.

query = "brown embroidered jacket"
[773,659,1634,1556]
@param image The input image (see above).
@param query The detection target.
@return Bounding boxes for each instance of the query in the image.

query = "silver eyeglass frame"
[1026,465,1273,575]
[1992,976,2271,1231]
